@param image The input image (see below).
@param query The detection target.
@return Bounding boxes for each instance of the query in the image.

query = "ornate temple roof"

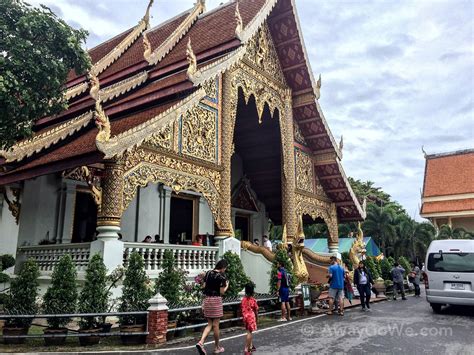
[0,0,364,221]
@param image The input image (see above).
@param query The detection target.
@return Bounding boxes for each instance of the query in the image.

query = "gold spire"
[144,0,154,28]
[315,73,321,99]
[186,37,198,79]
[235,1,243,40]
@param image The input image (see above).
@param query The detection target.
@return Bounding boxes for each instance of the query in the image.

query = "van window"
[427,253,474,273]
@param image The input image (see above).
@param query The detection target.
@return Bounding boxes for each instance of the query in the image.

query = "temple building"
[0,0,364,289]
[420,149,474,232]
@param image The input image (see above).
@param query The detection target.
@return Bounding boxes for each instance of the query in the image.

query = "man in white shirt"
[263,235,272,251]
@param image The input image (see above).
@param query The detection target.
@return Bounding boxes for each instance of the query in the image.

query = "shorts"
[279,287,290,302]
[328,288,344,300]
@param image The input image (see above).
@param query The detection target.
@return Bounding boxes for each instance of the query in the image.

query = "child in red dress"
[241,283,259,354]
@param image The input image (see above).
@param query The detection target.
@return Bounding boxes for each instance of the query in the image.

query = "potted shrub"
[154,250,187,338]
[2,259,39,344]
[42,254,77,346]
[118,252,153,345]
[222,251,251,298]
[100,266,125,333]
[77,254,108,346]
[373,277,386,296]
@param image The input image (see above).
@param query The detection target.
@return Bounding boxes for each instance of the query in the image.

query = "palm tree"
[363,203,397,256]
[437,224,472,239]
[395,217,435,261]
[303,223,328,239]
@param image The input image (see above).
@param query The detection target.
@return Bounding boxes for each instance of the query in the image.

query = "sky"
[30,0,474,220]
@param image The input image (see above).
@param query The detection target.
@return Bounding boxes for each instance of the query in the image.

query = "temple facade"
[0,0,364,286]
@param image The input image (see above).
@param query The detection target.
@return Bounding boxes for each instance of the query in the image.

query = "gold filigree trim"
[63,166,102,211]
[238,0,278,42]
[65,82,88,100]
[0,111,93,163]
[89,1,153,77]
[96,88,207,158]
[295,148,314,193]
[144,0,205,65]
[99,71,148,103]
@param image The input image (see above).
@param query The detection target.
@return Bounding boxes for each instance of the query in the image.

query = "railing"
[123,243,218,275]
[18,243,91,272]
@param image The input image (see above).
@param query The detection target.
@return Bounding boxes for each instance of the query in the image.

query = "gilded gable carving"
[243,23,287,86]
[144,121,174,150]
[294,124,307,145]
[181,104,217,163]
[295,148,314,193]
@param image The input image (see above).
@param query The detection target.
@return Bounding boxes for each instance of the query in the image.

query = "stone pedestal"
[90,225,123,270]
[146,293,169,344]
[214,236,240,258]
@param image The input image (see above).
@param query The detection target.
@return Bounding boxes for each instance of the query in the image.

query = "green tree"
[42,255,78,329]
[0,254,15,284]
[341,252,353,271]
[0,0,90,149]
[398,256,411,277]
[78,254,109,330]
[380,257,392,281]
[155,250,187,304]
[363,203,397,256]
[119,252,153,325]
[437,224,472,240]
[394,216,435,260]
[364,256,380,279]
[221,251,251,298]
[4,259,39,328]
[303,223,328,239]
[269,250,297,294]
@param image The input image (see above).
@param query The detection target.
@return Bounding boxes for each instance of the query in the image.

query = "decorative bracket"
[1,186,21,224]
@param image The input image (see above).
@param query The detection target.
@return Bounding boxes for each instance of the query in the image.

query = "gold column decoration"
[281,90,298,239]
[97,161,124,227]
[215,72,236,236]
[327,202,339,245]
[1,186,21,224]
[62,166,102,211]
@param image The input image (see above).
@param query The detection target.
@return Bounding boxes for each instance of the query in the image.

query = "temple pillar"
[327,203,339,254]
[281,91,297,240]
[91,161,124,269]
[161,186,172,244]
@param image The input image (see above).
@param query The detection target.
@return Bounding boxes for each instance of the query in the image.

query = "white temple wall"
[0,190,19,268]
[198,197,214,235]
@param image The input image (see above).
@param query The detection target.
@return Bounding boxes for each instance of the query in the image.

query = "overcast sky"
[31,0,474,220]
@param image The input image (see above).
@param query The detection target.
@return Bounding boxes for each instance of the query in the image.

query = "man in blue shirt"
[327,256,345,315]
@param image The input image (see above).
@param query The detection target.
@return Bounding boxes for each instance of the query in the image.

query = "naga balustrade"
[17,243,90,272]
[122,243,218,277]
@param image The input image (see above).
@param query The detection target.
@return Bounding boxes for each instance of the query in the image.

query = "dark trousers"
[414,283,420,296]
[357,284,371,309]
[393,281,406,299]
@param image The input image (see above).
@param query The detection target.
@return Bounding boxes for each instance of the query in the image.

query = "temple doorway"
[169,194,197,244]
[72,190,97,243]
[234,213,251,241]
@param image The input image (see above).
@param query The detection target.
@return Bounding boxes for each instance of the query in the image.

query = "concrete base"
[90,225,124,272]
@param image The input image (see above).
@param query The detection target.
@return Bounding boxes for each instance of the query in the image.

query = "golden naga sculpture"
[88,73,100,100]
[94,97,111,143]
[315,73,321,100]
[241,240,275,262]
[186,37,199,79]
[292,216,309,283]
[143,32,152,63]
[349,222,366,267]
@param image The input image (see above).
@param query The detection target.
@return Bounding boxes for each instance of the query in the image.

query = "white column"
[60,180,76,243]
[161,186,172,244]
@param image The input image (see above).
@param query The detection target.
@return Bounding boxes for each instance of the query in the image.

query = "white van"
[424,239,474,313]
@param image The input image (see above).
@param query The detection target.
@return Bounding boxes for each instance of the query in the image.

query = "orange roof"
[421,198,474,214]
[422,150,474,197]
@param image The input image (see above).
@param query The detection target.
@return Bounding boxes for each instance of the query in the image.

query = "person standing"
[410,262,421,297]
[276,261,291,321]
[263,235,272,251]
[327,256,345,316]
[344,271,354,305]
[196,260,229,355]
[354,261,374,311]
[391,262,407,300]
[241,283,259,355]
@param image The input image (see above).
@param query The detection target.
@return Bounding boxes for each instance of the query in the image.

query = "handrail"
[122,242,218,250]
[18,242,90,250]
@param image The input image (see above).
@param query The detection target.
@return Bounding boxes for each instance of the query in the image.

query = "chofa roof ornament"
[315,73,322,99]
[186,37,200,80]
[235,2,243,40]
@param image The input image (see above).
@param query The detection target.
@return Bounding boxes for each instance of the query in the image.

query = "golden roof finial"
[144,0,154,28]
[362,197,367,214]
[197,0,206,12]
[235,1,243,40]
[94,96,111,143]
[315,73,322,99]
[143,32,152,63]
[339,135,343,152]
[186,37,198,79]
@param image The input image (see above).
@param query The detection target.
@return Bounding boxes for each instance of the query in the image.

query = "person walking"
[241,283,259,355]
[410,262,421,297]
[327,256,345,316]
[196,259,229,355]
[276,261,292,321]
[391,262,407,300]
[354,261,374,311]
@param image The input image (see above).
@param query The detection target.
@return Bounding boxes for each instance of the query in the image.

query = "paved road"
[175,288,474,355]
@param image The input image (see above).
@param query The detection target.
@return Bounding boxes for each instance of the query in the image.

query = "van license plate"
[451,283,465,290]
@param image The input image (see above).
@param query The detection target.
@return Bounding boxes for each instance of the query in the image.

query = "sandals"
[326,311,333,315]
[196,342,206,355]
[214,346,225,353]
